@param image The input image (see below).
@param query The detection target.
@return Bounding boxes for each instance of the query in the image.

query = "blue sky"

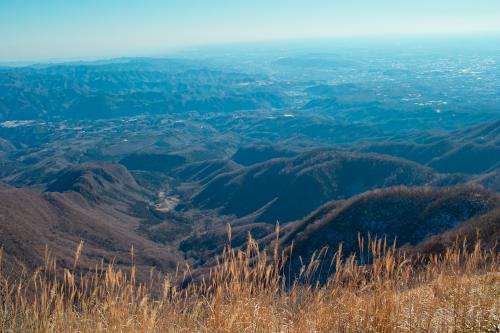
[1,0,500,61]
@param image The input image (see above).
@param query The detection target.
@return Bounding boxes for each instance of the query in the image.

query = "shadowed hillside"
[174,159,242,185]
[231,145,298,166]
[120,153,186,173]
[0,138,14,155]
[192,150,450,223]
[279,186,499,276]
[357,119,500,175]
[407,205,500,255]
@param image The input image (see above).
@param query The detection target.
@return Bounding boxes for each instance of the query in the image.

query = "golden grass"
[0,231,498,333]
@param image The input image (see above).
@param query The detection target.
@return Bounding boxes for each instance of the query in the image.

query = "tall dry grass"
[0,229,498,332]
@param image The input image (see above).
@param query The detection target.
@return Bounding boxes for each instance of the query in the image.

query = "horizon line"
[1,32,500,67]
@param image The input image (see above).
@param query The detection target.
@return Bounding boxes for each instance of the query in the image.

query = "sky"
[1,0,500,62]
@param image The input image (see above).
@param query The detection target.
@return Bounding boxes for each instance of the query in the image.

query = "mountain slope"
[357,120,500,175]
[120,153,186,173]
[280,186,499,267]
[0,187,181,277]
[0,138,14,155]
[428,143,499,174]
[408,205,500,255]
[231,145,298,166]
[46,161,150,204]
[192,150,447,223]
[0,161,187,278]
[174,159,242,185]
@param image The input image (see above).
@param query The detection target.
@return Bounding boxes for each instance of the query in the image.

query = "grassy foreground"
[0,232,498,333]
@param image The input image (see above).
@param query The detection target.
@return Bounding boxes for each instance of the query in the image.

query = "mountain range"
[0,53,498,280]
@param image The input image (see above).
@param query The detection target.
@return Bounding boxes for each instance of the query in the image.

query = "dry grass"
[0,230,498,333]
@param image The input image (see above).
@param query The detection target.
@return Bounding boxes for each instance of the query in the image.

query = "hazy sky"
[1,0,500,61]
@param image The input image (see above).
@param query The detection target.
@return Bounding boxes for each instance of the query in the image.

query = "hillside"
[0,188,182,277]
[231,145,298,166]
[357,119,500,175]
[120,153,187,173]
[2,223,498,333]
[0,137,14,155]
[408,205,500,255]
[279,186,499,273]
[46,161,151,204]
[191,150,448,223]
[0,161,187,278]
[174,159,242,185]
[470,171,500,191]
